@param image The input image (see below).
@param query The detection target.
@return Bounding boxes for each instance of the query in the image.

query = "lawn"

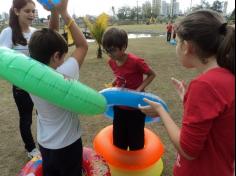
[113,24,167,34]
[0,31,198,175]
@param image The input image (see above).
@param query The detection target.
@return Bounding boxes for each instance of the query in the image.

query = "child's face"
[14,2,35,27]
[104,47,125,60]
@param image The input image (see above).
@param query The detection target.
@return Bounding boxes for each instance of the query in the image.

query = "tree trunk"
[97,45,102,59]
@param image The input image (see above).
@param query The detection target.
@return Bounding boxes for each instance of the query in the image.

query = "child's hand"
[53,0,68,14]
[104,83,113,88]
[138,98,164,118]
[171,77,187,101]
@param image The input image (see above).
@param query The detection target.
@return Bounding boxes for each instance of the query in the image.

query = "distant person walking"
[166,21,173,42]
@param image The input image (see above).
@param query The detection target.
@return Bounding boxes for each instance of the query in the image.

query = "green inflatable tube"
[0,47,106,116]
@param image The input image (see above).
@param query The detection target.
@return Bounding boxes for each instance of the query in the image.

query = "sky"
[0,0,235,18]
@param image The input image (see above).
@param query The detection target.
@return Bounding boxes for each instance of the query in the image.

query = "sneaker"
[27,148,41,159]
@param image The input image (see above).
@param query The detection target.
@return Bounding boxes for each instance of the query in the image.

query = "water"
[86,33,165,43]
[128,33,152,39]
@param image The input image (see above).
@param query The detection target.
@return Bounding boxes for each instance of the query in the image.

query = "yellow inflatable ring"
[93,125,164,171]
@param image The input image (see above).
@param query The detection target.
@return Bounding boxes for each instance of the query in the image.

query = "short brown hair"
[176,10,235,74]
[29,28,68,65]
[102,27,128,50]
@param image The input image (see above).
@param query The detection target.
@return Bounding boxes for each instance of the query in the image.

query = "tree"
[117,6,132,20]
[211,0,224,13]
[84,13,109,59]
[192,0,211,11]
[228,9,235,22]
[142,1,152,19]
[192,0,224,13]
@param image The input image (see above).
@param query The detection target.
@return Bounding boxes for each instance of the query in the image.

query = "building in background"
[152,0,161,17]
[170,0,180,16]
[160,0,180,17]
[161,0,170,16]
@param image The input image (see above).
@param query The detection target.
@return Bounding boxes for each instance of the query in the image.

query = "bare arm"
[139,98,195,160]
[136,69,156,92]
[55,0,88,67]
[49,9,59,31]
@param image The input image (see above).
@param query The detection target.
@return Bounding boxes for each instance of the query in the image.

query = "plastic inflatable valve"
[37,0,61,9]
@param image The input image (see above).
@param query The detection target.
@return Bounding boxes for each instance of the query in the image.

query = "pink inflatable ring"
[18,147,111,176]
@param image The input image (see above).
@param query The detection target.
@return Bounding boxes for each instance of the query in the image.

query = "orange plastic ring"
[93,126,164,171]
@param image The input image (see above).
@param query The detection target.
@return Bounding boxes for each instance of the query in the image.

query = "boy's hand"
[171,77,187,101]
[53,0,69,14]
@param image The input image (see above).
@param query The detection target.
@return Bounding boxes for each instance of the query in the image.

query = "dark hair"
[102,27,128,50]
[176,10,235,74]
[9,0,35,46]
[29,28,68,65]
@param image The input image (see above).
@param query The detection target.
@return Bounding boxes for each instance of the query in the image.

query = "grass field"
[0,26,198,176]
[114,24,167,34]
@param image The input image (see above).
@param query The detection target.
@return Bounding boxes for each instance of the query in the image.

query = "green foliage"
[211,0,224,13]
[192,0,224,13]
[0,23,7,33]
[84,13,109,58]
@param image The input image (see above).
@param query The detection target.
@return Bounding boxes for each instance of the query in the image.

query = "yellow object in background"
[110,158,164,176]
[64,25,74,46]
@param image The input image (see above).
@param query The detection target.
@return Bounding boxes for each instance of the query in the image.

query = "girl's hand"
[171,77,187,101]
[139,98,164,118]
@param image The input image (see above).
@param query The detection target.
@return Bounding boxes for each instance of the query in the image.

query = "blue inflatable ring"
[37,0,61,9]
[100,88,169,123]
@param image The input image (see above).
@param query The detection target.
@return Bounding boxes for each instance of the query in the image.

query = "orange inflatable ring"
[17,147,111,176]
[93,126,164,171]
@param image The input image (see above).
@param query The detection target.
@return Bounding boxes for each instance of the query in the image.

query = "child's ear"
[14,8,20,16]
[52,52,61,62]
[49,52,62,68]
[183,41,194,56]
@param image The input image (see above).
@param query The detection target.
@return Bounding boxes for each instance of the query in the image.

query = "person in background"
[166,21,173,42]
[28,0,88,175]
[0,0,58,158]
[102,27,156,151]
[140,10,235,176]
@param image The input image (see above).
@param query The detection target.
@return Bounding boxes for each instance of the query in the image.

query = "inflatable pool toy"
[37,0,61,9]
[0,47,106,116]
[170,39,177,45]
[18,147,111,176]
[94,126,164,176]
[0,47,106,115]
[100,88,169,123]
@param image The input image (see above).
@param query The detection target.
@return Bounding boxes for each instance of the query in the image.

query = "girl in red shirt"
[139,10,235,176]
[102,27,156,151]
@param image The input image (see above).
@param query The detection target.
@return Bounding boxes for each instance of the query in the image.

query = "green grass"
[112,24,167,33]
[0,31,198,175]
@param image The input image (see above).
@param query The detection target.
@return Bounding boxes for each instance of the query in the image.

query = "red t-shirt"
[108,53,151,90]
[174,68,235,176]
[167,24,173,33]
